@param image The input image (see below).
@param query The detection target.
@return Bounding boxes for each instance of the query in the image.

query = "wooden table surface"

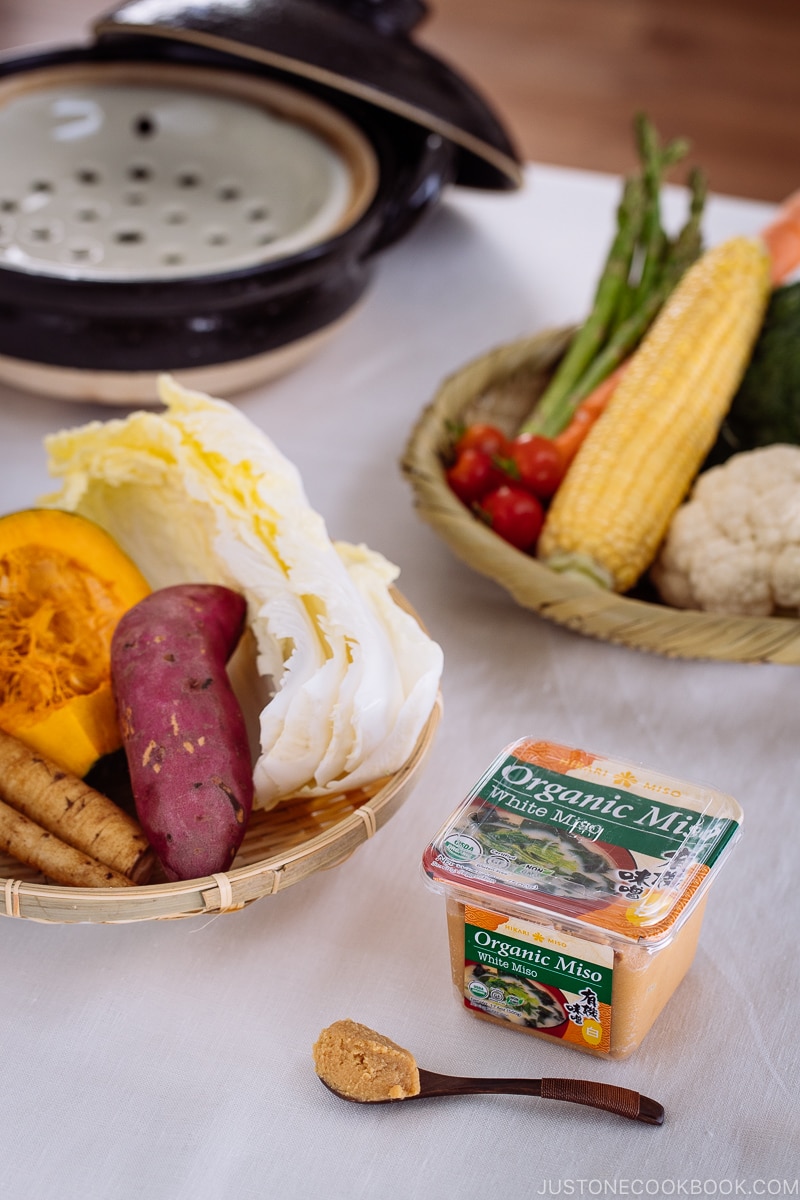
[1,0,798,203]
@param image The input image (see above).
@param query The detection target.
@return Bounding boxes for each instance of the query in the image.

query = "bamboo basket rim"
[0,595,442,925]
[402,326,800,666]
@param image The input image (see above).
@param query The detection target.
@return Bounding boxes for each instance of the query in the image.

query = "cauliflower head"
[652,444,800,617]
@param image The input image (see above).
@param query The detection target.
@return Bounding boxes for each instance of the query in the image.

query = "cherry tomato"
[508,435,565,500]
[478,485,544,551]
[446,447,502,505]
[454,422,511,459]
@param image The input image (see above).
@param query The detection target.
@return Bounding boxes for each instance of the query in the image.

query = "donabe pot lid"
[92,0,523,191]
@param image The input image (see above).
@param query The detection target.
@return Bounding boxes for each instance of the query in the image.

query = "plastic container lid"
[93,0,523,190]
[423,737,743,948]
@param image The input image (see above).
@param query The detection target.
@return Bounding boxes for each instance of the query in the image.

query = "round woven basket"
[0,598,442,924]
[402,327,800,665]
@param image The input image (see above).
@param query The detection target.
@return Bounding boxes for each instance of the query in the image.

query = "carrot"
[0,796,135,888]
[761,188,800,285]
[0,727,154,882]
[553,366,628,467]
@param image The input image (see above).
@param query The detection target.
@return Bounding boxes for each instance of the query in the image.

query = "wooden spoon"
[321,1069,664,1125]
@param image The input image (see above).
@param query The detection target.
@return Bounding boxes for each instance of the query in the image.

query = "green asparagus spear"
[611,117,690,331]
[518,176,644,438]
[632,115,690,301]
[662,165,707,280]
[516,116,705,442]
[555,166,707,410]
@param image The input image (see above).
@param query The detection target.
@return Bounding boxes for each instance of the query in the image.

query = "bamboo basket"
[402,327,800,665]
[0,598,442,924]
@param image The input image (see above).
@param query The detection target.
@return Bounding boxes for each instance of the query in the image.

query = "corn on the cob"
[537,235,772,593]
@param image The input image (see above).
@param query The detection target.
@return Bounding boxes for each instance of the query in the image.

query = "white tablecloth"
[1,163,797,1200]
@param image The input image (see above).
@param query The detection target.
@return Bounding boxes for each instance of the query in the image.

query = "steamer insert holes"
[63,237,103,266]
[133,114,156,138]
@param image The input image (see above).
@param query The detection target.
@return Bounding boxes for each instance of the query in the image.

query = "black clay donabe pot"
[0,0,521,402]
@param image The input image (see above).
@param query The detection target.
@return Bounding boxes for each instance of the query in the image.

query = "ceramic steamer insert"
[0,68,376,282]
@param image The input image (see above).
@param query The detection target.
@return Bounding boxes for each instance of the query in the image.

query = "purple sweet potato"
[110,583,254,882]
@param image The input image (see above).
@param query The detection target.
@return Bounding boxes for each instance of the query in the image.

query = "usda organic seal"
[443,834,482,863]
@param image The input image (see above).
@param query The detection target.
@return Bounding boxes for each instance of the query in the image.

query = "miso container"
[422,737,743,1059]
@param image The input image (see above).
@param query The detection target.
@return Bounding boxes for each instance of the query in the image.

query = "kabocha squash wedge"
[0,509,150,777]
